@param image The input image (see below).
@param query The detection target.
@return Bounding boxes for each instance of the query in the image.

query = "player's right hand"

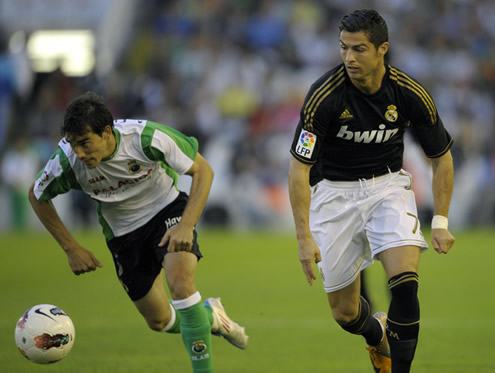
[431,228,455,254]
[298,239,322,286]
[66,247,103,275]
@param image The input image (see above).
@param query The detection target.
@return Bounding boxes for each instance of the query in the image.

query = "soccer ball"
[15,304,75,364]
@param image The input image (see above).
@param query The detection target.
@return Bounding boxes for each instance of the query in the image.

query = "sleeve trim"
[290,149,316,164]
[426,138,453,158]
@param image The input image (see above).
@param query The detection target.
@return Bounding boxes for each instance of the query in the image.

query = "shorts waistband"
[318,170,405,191]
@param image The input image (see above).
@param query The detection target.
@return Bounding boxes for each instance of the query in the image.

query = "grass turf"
[1,228,494,372]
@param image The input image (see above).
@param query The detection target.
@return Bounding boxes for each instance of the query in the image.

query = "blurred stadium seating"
[0,0,493,231]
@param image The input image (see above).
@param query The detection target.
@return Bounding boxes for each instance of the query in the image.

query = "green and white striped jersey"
[33,119,198,240]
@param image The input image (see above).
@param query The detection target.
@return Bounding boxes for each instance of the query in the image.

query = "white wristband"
[431,215,448,230]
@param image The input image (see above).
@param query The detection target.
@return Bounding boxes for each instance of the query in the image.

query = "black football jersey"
[290,64,453,185]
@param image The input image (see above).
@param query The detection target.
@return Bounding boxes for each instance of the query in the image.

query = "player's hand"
[431,228,455,254]
[298,239,322,286]
[66,247,103,275]
[159,223,194,252]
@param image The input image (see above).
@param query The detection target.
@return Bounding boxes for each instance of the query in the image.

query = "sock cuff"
[341,296,371,334]
[172,291,202,310]
[161,303,177,332]
[388,271,418,290]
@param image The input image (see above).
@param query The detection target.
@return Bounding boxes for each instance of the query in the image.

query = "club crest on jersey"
[296,130,317,159]
[385,105,398,122]
[127,160,142,174]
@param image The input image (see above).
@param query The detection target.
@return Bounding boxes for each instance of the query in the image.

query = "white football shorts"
[309,169,428,293]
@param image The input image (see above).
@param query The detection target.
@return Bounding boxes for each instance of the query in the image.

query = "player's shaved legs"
[379,246,421,373]
[163,251,198,300]
[327,275,383,347]
[327,275,361,323]
[378,245,420,278]
[133,252,201,333]
[133,271,172,331]
[163,249,214,325]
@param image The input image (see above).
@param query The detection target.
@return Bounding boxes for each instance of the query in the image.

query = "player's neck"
[351,64,386,95]
[104,132,117,159]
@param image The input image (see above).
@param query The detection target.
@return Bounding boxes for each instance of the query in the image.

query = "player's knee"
[166,267,196,300]
[332,306,360,325]
[334,296,373,335]
[142,306,172,332]
[146,317,169,332]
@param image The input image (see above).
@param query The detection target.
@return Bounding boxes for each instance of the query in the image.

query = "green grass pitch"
[1,228,494,372]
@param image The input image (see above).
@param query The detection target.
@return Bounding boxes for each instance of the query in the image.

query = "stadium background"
[0,1,494,372]
[0,0,494,231]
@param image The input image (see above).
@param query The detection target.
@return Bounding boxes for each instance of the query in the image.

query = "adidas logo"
[339,109,353,119]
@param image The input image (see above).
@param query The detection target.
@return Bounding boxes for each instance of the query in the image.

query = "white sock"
[161,303,177,332]
[172,291,201,310]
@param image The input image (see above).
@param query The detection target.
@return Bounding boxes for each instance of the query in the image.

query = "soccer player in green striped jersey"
[28,92,248,373]
[289,9,455,373]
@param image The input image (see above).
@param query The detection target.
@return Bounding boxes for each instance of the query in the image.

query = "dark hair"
[62,92,114,139]
[339,9,388,49]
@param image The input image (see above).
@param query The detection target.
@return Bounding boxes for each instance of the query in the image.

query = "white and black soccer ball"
[15,304,75,364]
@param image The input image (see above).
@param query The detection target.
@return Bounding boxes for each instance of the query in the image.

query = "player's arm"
[429,150,455,254]
[28,182,102,275]
[159,152,214,252]
[288,157,321,285]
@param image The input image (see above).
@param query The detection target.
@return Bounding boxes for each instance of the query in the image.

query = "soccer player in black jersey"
[288,9,455,373]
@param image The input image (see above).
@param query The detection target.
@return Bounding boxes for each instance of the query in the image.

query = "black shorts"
[106,192,202,301]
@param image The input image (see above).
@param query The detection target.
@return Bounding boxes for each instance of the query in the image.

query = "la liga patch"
[295,130,317,159]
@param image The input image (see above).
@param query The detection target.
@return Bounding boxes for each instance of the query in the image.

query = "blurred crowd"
[0,0,494,230]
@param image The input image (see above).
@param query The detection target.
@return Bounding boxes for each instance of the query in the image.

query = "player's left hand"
[431,228,455,254]
[158,224,194,252]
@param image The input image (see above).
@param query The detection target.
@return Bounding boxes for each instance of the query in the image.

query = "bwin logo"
[337,124,399,143]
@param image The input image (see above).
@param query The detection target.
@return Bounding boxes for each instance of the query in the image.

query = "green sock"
[176,301,213,373]
[166,301,213,334]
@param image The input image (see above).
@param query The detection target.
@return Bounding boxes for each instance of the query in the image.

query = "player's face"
[67,125,115,168]
[339,30,388,82]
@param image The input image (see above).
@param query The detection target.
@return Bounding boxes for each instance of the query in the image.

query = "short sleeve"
[141,121,199,174]
[33,147,80,201]
[409,96,453,158]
